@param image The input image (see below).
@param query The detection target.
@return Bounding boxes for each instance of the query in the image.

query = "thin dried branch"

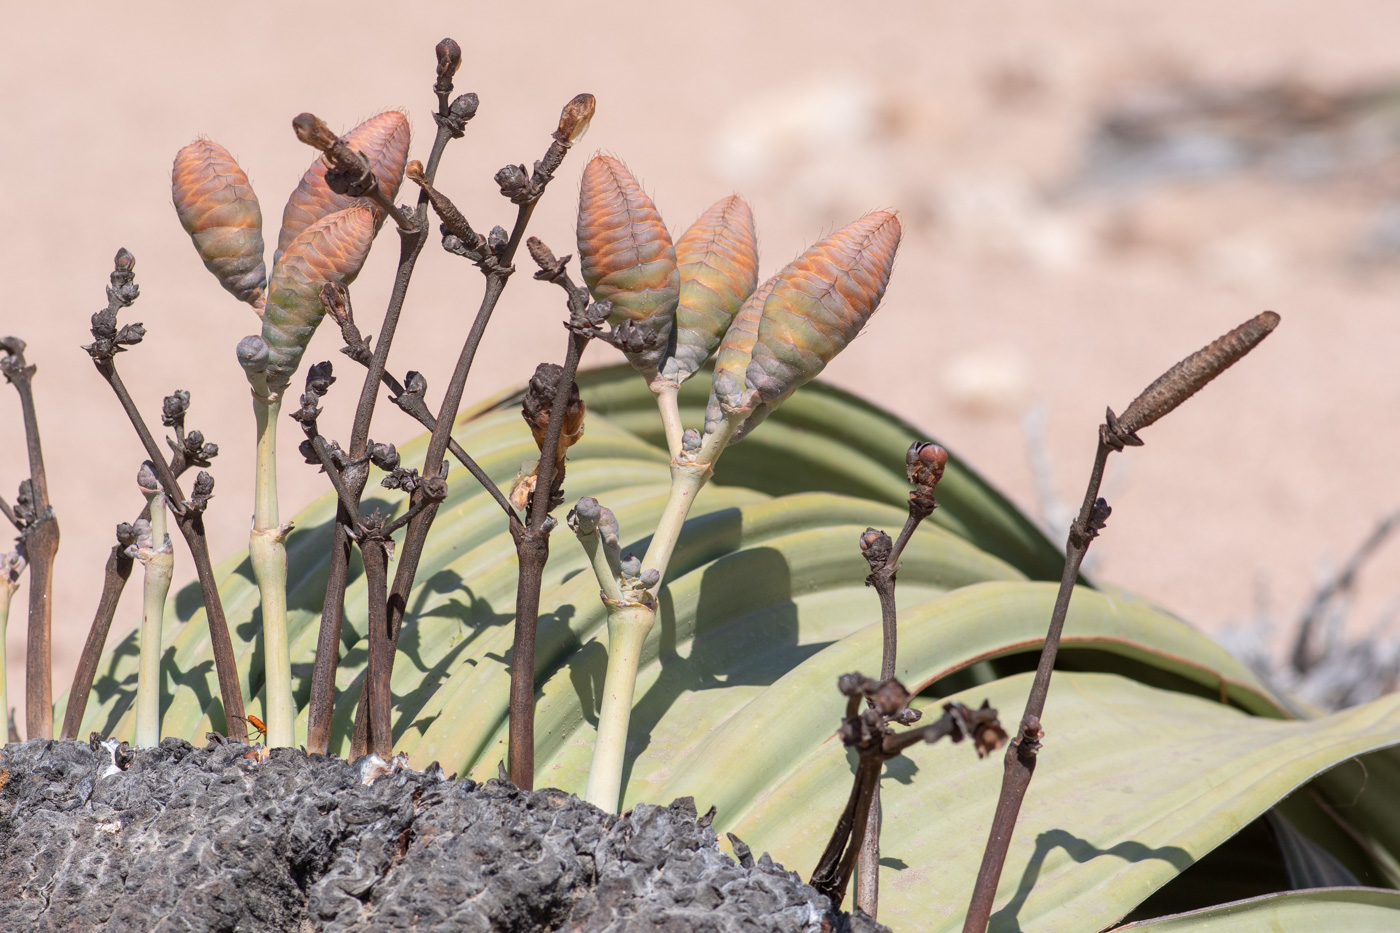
[305,47,476,756]
[349,95,587,760]
[85,250,247,743]
[962,310,1280,933]
[812,674,1004,910]
[0,334,59,740]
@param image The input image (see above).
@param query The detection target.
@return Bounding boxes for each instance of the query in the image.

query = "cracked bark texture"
[0,740,886,933]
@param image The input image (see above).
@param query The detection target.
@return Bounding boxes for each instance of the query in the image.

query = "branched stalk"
[352,266,513,759]
[1,337,59,739]
[961,311,1280,933]
[132,467,173,748]
[855,442,947,917]
[60,529,135,740]
[348,93,591,760]
[61,400,210,742]
[583,413,739,810]
[87,251,248,743]
[509,327,589,788]
[812,675,1006,910]
[305,51,472,754]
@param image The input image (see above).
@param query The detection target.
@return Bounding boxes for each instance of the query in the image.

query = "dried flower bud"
[838,672,871,698]
[434,38,462,90]
[585,299,612,326]
[487,225,509,255]
[906,442,948,487]
[116,323,146,346]
[871,678,910,716]
[305,360,335,396]
[161,390,190,427]
[108,248,140,307]
[187,471,215,512]
[421,469,449,501]
[369,441,400,472]
[554,93,596,146]
[320,282,351,326]
[115,522,138,547]
[450,92,479,121]
[948,700,1009,758]
[859,528,892,569]
[620,553,642,580]
[402,370,428,400]
[381,466,421,493]
[136,461,161,496]
[495,163,532,202]
[292,112,338,152]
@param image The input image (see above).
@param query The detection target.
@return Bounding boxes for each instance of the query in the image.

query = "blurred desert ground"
[2,0,1399,728]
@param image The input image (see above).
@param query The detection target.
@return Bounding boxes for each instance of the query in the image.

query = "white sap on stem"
[238,336,294,749]
[0,552,20,736]
[133,464,173,748]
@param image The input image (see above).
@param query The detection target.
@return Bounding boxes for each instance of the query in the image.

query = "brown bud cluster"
[905,441,948,518]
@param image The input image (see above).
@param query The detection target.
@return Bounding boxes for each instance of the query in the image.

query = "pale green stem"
[0,581,13,735]
[580,533,624,602]
[639,414,739,587]
[134,488,172,748]
[586,413,743,811]
[654,382,685,461]
[249,391,294,748]
[585,600,655,810]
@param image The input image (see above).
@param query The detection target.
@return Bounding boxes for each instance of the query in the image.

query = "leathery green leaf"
[1114,887,1400,931]
[710,670,1400,933]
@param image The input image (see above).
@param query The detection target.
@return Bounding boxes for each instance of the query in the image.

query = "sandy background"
[1,1,1398,729]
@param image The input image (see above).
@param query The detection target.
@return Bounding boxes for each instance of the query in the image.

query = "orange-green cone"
[576,155,678,385]
[274,110,410,265]
[738,211,901,439]
[704,273,778,435]
[261,205,376,390]
[171,139,267,308]
[663,195,759,387]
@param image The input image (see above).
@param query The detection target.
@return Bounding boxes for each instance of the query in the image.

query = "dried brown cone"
[1107,310,1281,449]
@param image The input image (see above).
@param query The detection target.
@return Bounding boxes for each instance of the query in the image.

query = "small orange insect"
[235,714,267,744]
